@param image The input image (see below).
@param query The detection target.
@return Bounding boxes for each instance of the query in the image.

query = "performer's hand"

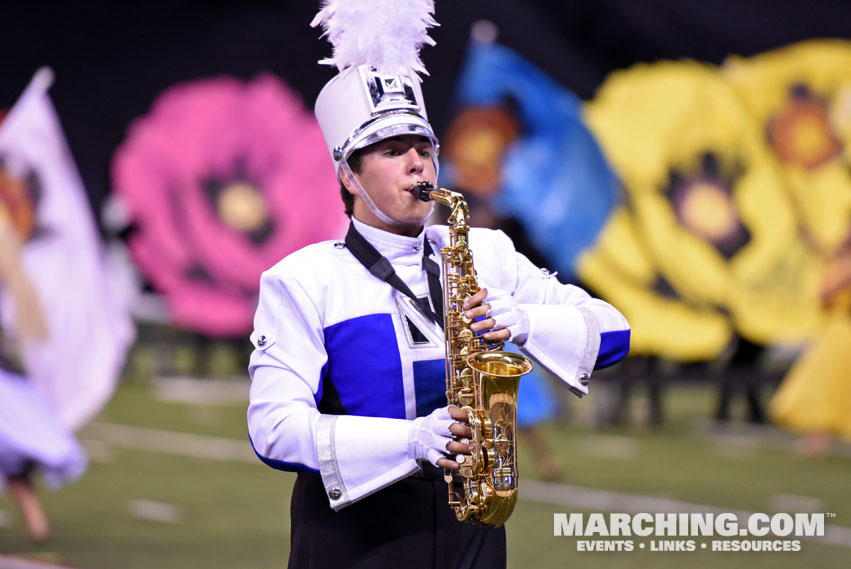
[462,288,509,342]
[437,405,473,470]
[463,288,529,344]
[408,406,473,470]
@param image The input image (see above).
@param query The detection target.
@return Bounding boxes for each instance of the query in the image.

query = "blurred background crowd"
[1,1,850,568]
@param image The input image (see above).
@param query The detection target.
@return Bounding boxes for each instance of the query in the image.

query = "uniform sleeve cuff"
[520,304,600,397]
[316,414,420,511]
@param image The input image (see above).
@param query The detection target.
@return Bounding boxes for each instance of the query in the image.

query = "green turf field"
[1,371,848,569]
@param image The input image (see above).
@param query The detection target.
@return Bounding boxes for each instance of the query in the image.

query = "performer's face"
[345,135,436,236]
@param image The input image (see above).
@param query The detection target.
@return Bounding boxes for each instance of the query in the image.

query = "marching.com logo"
[554,512,826,552]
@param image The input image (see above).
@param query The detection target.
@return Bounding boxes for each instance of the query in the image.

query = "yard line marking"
[127,500,183,524]
[80,423,257,463]
[770,493,824,513]
[81,422,851,550]
[153,376,248,406]
[0,555,82,569]
[522,479,851,549]
[577,434,639,460]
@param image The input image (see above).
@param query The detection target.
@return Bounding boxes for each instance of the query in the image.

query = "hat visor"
[345,112,438,158]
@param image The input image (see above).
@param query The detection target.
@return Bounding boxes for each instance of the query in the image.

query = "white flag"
[0,68,134,431]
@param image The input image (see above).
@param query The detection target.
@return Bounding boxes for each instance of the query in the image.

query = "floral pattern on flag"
[112,74,345,336]
[583,60,824,357]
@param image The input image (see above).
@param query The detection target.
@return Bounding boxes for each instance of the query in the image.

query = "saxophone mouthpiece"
[411,181,435,202]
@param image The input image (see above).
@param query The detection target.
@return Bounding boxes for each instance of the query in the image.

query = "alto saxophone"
[411,181,533,527]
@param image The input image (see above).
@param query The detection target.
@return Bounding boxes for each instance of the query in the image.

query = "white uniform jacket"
[248,218,629,510]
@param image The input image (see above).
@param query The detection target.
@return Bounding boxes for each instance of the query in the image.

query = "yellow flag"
[724,39,851,253]
[577,206,732,361]
[585,60,821,348]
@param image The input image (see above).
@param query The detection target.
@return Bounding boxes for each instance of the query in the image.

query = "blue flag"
[443,41,617,277]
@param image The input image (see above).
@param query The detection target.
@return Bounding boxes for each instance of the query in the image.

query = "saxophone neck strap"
[344,222,444,329]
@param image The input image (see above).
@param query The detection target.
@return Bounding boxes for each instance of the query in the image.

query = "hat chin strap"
[340,158,434,229]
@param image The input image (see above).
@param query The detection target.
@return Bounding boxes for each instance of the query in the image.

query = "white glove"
[407,406,455,466]
[485,289,530,345]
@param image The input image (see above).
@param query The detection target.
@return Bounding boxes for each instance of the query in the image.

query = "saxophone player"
[247,2,630,567]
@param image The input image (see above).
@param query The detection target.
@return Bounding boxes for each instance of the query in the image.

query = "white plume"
[311,0,438,76]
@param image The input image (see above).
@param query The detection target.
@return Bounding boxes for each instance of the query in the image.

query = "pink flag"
[112,74,345,337]
[0,68,134,431]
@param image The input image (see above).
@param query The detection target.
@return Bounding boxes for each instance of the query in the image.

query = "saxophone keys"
[481,416,493,435]
[483,446,496,470]
[479,481,494,503]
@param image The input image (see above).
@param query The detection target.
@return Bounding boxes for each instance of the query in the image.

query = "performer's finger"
[449,422,473,438]
[447,440,474,454]
[464,304,490,321]
[462,289,488,311]
[483,329,510,341]
[469,317,495,331]
[448,406,469,422]
[437,456,460,470]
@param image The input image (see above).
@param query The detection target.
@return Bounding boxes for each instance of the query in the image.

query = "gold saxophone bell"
[414,181,534,527]
[457,351,532,526]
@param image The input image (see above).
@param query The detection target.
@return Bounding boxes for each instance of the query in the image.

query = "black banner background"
[2,0,851,220]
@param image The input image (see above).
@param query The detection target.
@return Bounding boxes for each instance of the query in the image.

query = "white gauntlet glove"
[407,406,455,467]
[485,288,530,345]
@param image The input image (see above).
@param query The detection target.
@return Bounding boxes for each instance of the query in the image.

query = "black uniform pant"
[288,469,506,569]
